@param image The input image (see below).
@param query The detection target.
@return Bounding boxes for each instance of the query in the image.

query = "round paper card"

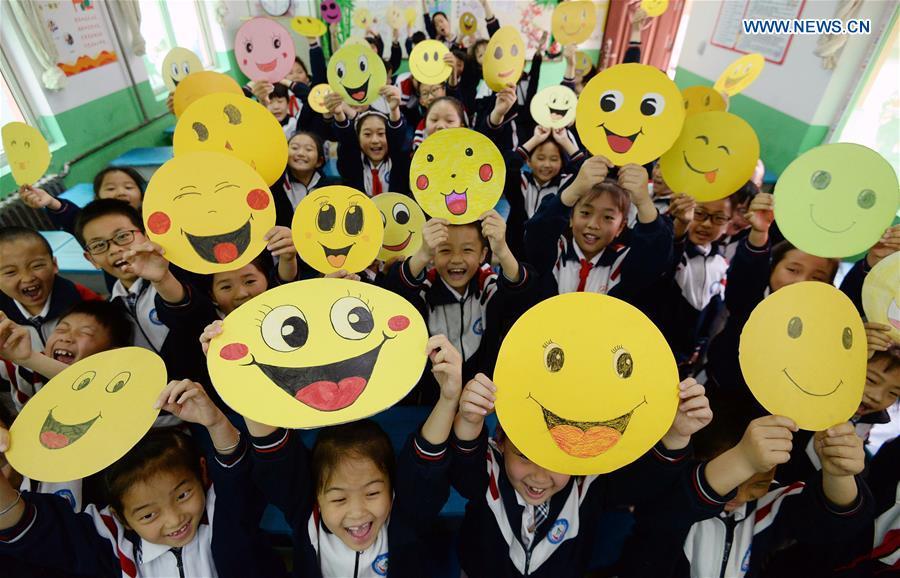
[234,17,296,83]
[681,86,727,117]
[328,44,387,106]
[531,85,578,129]
[2,122,50,186]
[494,292,679,475]
[714,53,765,96]
[409,40,451,85]
[551,0,597,45]
[862,252,900,343]
[739,282,867,431]
[373,193,426,262]
[6,348,166,483]
[207,278,428,429]
[161,47,203,92]
[172,71,242,117]
[483,26,525,92]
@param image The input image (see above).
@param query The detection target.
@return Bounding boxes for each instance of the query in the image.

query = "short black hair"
[288,130,326,168]
[0,226,53,256]
[411,31,427,46]
[293,56,308,75]
[432,10,448,22]
[365,34,384,57]
[60,300,133,348]
[92,166,146,198]
[312,420,395,496]
[270,82,290,100]
[74,198,144,248]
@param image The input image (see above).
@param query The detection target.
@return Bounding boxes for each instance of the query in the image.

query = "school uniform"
[273,169,341,228]
[0,441,285,578]
[333,115,411,197]
[249,426,451,578]
[837,256,873,318]
[473,52,543,151]
[44,198,82,234]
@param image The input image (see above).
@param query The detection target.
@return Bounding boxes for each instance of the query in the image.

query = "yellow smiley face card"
[172,71,243,117]
[484,26,526,92]
[143,151,276,274]
[291,16,328,37]
[714,53,765,96]
[531,85,578,129]
[552,0,597,45]
[681,85,727,117]
[2,122,51,186]
[862,252,900,343]
[576,63,685,166]
[459,12,478,36]
[774,143,899,258]
[328,44,387,106]
[659,111,759,201]
[574,51,593,77]
[292,185,384,274]
[641,0,669,17]
[410,128,505,223]
[740,282,866,431]
[495,293,679,475]
[207,278,427,428]
[174,92,288,186]
[6,348,166,483]
[409,40,451,85]
[161,47,203,92]
[373,193,426,261]
[308,83,333,114]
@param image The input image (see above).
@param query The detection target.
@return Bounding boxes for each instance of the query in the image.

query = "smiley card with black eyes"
[2,122,51,186]
[161,47,203,92]
[6,348,166,482]
[409,40,451,85]
[328,44,387,106]
[774,143,899,258]
[714,53,764,97]
[207,278,427,428]
[234,17,296,83]
[409,128,505,224]
[483,26,526,92]
[373,193,426,261]
[576,63,685,166]
[494,292,679,475]
[143,151,276,274]
[740,282,867,431]
[292,185,384,274]
[681,85,727,117]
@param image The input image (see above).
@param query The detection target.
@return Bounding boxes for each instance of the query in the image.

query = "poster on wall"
[38,0,118,76]
[710,0,805,64]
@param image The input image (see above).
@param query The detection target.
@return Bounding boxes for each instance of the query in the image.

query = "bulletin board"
[710,0,806,64]
[38,0,118,76]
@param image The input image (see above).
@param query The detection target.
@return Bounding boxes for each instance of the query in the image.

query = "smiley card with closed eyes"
[328,44,388,106]
[2,122,51,186]
[740,282,866,431]
[292,185,384,274]
[6,348,166,482]
[483,26,526,92]
[143,151,276,274]
[234,17,296,83]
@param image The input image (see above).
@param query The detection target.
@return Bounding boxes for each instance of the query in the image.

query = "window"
[139,0,217,95]
[0,49,40,162]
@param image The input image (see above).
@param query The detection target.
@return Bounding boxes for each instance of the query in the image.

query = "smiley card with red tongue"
[234,17,296,83]
[494,292,679,475]
[207,278,427,428]
[5,348,166,483]
[142,151,276,274]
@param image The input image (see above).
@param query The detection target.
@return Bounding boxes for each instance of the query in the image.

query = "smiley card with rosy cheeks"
[234,17,296,83]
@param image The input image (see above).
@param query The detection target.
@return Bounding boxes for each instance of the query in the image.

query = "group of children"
[1,2,899,576]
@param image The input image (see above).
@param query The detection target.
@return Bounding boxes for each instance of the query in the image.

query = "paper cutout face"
[409,128,506,224]
[740,282,866,431]
[409,40,451,85]
[5,348,165,483]
[173,92,288,186]
[714,53,765,96]
[328,44,387,106]
[320,0,342,24]
[143,151,276,274]
[405,7,417,26]
[234,17,296,83]
[291,16,327,37]
[774,143,899,258]
[161,47,203,92]
[681,85,727,117]
[352,7,373,29]
[386,7,403,30]
[552,0,597,45]
[373,193,426,261]
[574,51,592,76]
[207,278,427,428]
[291,185,384,274]
[659,111,759,201]
[640,0,669,17]
[459,12,478,36]
[862,252,900,342]
[483,26,526,92]
[531,85,578,129]
[576,63,685,166]
[172,71,243,117]
[308,83,333,113]
[494,293,679,475]
[2,122,50,186]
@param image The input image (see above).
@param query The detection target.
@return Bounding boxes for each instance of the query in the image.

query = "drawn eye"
[599,90,623,112]
[223,104,242,125]
[105,371,131,393]
[182,62,190,75]
[331,297,374,340]
[392,203,410,225]
[857,189,876,209]
[171,63,180,77]
[72,370,96,391]
[613,348,633,379]
[344,205,364,236]
[192,122,209,142]
[639,93,665,117]
[245,41,253,53]
[262,305,309,352]
[273,37,282,50]
[842,327,853,350]
[317,203,336,232]
[543,342,564,372]
[810,170,831,190]
[336,61,346,78]
[358,55,368,72]
[787,316,803,338]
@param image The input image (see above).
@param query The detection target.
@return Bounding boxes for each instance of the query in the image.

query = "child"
[719,181,760,261]
[450,374,713,577]
[0,226,100,352]
[413,95,467,151]
[274,131,339,227]
[0,379,285,577]
[524,157,673,302]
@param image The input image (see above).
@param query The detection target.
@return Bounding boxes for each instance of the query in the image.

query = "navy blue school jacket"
[333,116,411,197]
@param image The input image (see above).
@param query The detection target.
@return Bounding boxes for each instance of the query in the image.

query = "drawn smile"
[320,243,355,268]
[549,106,570,118]
[682,151,719,183]
[782,368,842,397]
[184,218,252,264]
[600,125,641,154]
[256,59,278,72]
[442,189,468,215]
[528,394,647,458]
[382,231,414,252]
[40,408,100,449]
[343,78,371,102]
[809,204,855,234]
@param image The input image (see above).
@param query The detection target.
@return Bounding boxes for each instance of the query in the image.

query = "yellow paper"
[352,7,373,29]
[292,185,384,274]
[161,47,203,92]
[659,111,759,202]
[576,63,685,166]
[6,348,165,483]
[483,26,526,92]
[143,151,276,274]
[386,7,403,30]
[308,83,333,114]
[410,128,505,224]
[552,0,597,45]
[173,92,288,186]
[714,53,765,96]
[207,278,427,428]
[862,252,900,343]
[409,40,451,85]
[681,85,727,117]
[495,293,679,475]
[234,17,296,83]
[774,143,899,258]
[405,7,418,27]
[291,16,327,37]
[531,85,578,129]
[740,282,866,431]
[1,123,50,186]
[172,71,243,118]
[373,193,426,262]
[640,0,669,17]
[328,44,388,106]
[574,50,592,76]
[459,12,478,36]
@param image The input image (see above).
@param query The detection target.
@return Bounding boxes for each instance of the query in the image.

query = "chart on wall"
[710,0,805,64]
[38,0,118,76]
